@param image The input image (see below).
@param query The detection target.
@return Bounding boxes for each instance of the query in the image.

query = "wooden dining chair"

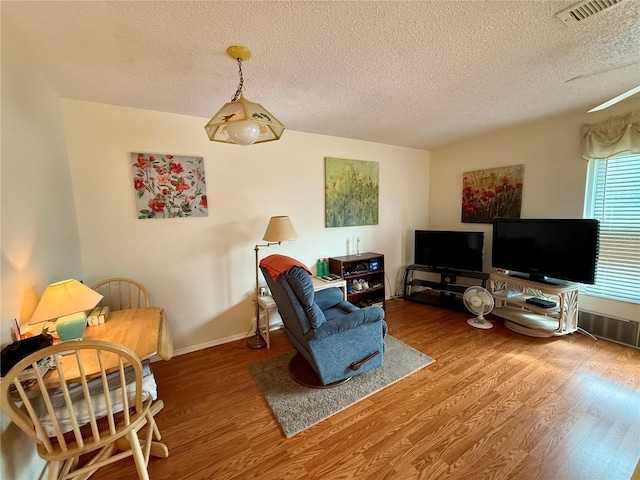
[0,340,167,480]
[92,278,150,311]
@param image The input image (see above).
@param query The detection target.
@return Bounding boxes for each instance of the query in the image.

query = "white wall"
[61,99,430,353]
[1,29,429,477]
[428,98,639,322]
[1,24,83,480]
[7,12,636,478]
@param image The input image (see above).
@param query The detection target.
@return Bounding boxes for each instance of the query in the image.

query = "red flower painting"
[461,165,523,223]
[131,152,208,219]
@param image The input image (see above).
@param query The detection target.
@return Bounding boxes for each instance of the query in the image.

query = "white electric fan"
[463,286,495,330]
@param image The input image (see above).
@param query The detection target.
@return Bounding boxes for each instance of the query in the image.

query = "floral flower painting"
[131,152,208,219]
[462,165,523,223]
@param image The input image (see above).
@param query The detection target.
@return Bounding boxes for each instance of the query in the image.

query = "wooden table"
[84,307,173,362]
[49,307,173,458]
[44,307,173,386]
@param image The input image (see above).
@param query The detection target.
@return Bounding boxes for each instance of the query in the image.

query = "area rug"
[249,336,435,438]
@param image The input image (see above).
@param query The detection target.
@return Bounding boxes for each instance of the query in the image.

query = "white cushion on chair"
[36,362,158,437]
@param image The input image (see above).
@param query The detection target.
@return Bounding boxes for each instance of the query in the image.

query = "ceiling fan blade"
[566,60,640,83]
[588,85,640,113]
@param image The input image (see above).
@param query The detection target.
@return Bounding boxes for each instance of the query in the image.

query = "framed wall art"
[325,157,379,228]
[462,164,523,224]
[131,152,208,219]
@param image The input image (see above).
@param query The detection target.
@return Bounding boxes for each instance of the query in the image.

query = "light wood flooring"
[91,299,640,480]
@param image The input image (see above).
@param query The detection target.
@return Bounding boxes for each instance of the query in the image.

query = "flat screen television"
[414,230,484,272]
[492,218,599,285]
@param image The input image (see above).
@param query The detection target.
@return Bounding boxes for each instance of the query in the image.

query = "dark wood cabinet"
[329,252,385,309]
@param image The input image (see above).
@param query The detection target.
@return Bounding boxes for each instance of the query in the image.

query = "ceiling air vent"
[555,0,630,25]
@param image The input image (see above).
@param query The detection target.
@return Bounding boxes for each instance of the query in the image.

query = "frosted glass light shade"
[204,94,285,145]
[30,279,103,324]
[226,120,261,145]
[263,216,298,243]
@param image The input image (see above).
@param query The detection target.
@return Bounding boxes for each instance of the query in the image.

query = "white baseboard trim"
[173,332,248,357]
[151,323,285,362]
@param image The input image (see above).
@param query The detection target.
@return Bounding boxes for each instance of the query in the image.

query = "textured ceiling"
[3,0,640,149]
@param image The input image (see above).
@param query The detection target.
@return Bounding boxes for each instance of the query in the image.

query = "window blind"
[583,153,640,304]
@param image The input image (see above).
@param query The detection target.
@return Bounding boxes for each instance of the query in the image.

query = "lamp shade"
[30,279,103,324]
[204,95,285,145]
[263,216,298,243]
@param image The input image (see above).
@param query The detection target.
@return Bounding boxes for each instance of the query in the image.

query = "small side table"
[311,277,348,300]
[257,295,277,349]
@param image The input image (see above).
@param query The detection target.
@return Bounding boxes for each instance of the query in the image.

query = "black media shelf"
[403,264,488,312]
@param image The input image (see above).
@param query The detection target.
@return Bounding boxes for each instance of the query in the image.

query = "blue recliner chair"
[260,254,387,387]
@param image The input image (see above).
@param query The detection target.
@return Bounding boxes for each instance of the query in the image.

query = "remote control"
[525,297,557,309]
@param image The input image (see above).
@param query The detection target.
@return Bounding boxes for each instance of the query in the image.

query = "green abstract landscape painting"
[325,157,379,227]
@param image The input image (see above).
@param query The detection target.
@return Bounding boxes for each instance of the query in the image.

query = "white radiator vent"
[578,310,640,349]
[556,0,630,25]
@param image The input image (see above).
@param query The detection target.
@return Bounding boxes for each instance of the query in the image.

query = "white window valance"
[581,111,640,160]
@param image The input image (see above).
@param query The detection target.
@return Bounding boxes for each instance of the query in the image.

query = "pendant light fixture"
[205,46,285,145]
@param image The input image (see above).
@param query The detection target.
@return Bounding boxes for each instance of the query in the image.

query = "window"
[583,153,640,304]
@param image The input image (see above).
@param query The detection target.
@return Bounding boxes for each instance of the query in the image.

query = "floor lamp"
[247,216,298,349]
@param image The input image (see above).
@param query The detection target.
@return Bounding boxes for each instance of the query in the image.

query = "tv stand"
[403,265,488,312]
[488,273,579,337]
[507,272,569,286]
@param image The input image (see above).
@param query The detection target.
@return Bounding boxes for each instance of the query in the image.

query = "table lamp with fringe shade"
[29,279,103,341]
[247,216,298,348]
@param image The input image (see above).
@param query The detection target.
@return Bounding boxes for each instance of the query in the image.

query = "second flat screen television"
[492,218,599,285]
[414,230,484,272]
